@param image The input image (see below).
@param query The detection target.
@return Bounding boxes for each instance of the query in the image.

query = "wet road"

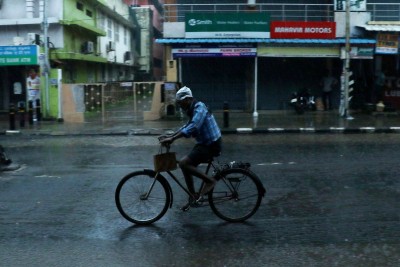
[0,134,399,266]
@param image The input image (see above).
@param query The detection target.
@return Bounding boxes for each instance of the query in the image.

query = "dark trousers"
[322,91,332,110]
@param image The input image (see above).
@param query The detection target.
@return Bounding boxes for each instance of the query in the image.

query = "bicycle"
[115,140,266,225]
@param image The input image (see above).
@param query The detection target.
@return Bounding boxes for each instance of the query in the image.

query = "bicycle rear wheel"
[115,170,170,225]
[209,168,263,222]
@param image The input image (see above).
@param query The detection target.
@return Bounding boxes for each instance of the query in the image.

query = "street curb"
[222,127,400,134]
[2,126,400,136]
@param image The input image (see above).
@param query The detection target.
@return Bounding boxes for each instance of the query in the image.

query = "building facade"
[0,0,145,119]
[159,0,400,112]
[125,0,165,81]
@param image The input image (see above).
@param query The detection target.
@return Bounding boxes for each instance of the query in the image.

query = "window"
[76,1,84,11]
[123,26,128,45]
[107,18,113,39]
[114,22,120,42]
[86,9,93,17]
[98,12,105,30]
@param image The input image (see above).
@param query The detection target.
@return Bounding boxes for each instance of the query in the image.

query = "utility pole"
[43,0,50,117]
[253,57,258,118]
[343,0,353,119]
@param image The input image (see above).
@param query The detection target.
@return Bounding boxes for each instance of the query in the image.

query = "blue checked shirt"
[180,102,221,145]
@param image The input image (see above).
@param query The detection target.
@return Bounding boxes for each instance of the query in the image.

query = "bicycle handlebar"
[158,135,171,152]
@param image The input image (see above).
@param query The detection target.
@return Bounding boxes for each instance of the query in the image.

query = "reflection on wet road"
[0,134,399,266]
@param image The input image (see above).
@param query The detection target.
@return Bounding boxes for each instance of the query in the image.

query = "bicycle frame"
[155,160,216,200]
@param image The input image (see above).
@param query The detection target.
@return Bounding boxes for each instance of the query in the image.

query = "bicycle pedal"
[194,196,205,205]
[180,202,191,212]
[181,206,190,212]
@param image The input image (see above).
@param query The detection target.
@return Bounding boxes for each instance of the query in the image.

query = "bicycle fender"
[246,169,266,197]
[143,169,174,208]
[228,168,266,197]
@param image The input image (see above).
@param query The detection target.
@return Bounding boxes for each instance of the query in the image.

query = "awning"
[156,38,376,44]
[357,23,400,32]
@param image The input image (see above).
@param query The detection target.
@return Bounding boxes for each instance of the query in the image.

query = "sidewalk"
[1,110,400,136]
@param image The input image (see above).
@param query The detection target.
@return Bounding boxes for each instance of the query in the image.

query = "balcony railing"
[368,3,400,21]
[163,3,400,23]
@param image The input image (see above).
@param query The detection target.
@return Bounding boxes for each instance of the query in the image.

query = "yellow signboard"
[376,33,399,54]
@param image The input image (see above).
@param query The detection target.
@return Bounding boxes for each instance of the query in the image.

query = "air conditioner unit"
[82,41,94,54]
[107,41,115,52]
[248,0,256,7]
[27,33,40,45]
[124,51,132,62]
[13,37,24,45]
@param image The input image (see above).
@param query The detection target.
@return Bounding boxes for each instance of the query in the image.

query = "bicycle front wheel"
[115,170,170,225]
[209,168,263,222]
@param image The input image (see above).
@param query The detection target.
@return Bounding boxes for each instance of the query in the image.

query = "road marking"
[330,127,345,131]
[237,128,253,133]
[268,128,285,132]
[360,127,375,133]
[257,162,297,166]
[35,175,62,178]
[300,127,315,132]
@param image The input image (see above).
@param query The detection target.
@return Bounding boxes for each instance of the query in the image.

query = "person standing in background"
[26,68,41,120]
[320,69,338,111]
[374,70,386,104]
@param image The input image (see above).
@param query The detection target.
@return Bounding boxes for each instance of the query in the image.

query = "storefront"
[0,45,40,111]
[375,32,400,110]
[158,13,376,111]
[357,24,400,109]
[171,43,256,110]
[257,41,374,110]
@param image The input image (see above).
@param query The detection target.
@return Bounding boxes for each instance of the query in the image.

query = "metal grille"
[164,2,400,22]
[84,84,102,113]
[99,82,157,122]
[102,82,137,121]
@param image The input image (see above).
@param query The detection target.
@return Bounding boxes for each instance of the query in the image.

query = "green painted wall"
[49,69,60,118]
[38,69,60,119]
[58,0,105,83]
[44,1,106,117]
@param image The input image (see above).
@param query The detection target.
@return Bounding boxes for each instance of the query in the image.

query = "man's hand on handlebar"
[158,135,174,146]
[159,131,183,147]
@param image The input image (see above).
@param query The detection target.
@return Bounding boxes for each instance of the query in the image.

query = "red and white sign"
[270,21,336,39]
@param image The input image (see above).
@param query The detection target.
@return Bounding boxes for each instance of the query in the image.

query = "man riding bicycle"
[160,86,222,210]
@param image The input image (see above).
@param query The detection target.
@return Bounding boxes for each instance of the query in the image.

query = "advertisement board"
[375,33,399,54]
[270,21,336,39]
[172,44,256,58]
[334,0,366,11]
[185,13,270,38]
[0,45,39,66]
[384,76,400,109]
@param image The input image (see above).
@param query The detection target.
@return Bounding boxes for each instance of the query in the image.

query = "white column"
[57,69,63,121]
[253,57,258,118]
[43,0,50,117]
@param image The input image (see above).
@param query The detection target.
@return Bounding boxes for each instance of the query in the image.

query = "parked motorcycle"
[290,89,316,114]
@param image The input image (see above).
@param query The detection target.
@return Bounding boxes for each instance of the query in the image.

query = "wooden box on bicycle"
[153,152,177,172]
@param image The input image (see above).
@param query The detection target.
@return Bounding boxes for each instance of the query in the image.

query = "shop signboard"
[334,0,366,11]
[172,44,256,58]
[375,33,399,54]
[258,46,340,58]
[270,21,336,39]
[185,13,270,38]
[0,45,39,66]
[384,76,400,109]
[341,46,374,59]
